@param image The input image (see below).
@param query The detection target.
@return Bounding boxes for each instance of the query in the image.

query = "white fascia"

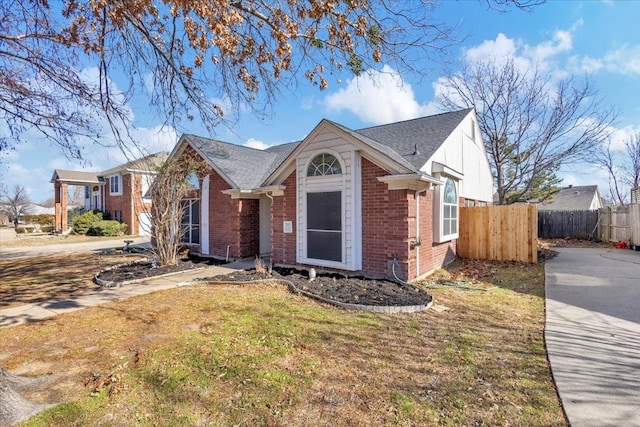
[377,173,443,191]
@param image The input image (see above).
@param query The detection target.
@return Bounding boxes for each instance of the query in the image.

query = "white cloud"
[324,65,438,125]
[524,30,573,64]
[608,124,640,151]
[464,33,519,64]
[568,45,640,75]
[243,138,271,150]
[462,29,576,78]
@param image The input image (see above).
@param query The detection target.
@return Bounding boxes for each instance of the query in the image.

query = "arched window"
[442,178,458,238]
[307,153,342,176]
[186,171,200,189]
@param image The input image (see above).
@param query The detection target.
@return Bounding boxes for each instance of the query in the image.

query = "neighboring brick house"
[168,109,494,281]
[50,152,168,235]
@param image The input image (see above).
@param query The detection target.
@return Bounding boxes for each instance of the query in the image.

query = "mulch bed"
[200,267,433,307]
[94,254,226,282]
[95,257,432,307]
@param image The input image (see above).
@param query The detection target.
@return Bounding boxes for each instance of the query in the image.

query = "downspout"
[414,188,429,278]
[265,191,274,258]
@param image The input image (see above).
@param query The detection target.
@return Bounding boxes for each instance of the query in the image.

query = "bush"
[15,225,37,234]
[23,214,54,226]
[41,225,54,233]
[86,220,127,237]
[72,210,103,234]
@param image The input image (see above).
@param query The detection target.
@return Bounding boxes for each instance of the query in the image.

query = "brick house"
[168,109,494,281]
[50,152,168,235]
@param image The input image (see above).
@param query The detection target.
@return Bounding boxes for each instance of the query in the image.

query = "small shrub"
[87,220,127,236]
[41,225,54,233]
[73,210,103,234]
[22,214,54,226]
[15,226,26,234]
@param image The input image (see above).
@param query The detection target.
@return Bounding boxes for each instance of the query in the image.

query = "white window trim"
[434,176,459,243]
[299,150,349,270]
[109,174,122,196]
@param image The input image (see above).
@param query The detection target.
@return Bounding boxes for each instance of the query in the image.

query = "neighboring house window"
[180,199,200,244]
[442,178,458,240]
[307,153,342,176]
[141,174,152,201]
[109,175,121,195]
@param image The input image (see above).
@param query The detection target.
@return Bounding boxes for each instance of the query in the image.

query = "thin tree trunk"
[0,367,54,426]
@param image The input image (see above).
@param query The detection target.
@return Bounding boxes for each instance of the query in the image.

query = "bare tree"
[599,132,640,206]
[437,58,616,205]
[67,185,85,208]
[1,0,542,163]
[599,140,628,206]
[150,156,208,267]
[0,184,32,225]
[624,132,640,192]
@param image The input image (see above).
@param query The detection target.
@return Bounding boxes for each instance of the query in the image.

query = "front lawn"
[0,257,566,426]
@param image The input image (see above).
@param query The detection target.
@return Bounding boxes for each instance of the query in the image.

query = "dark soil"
[199,266,433,307]
[96,257,432,307]
[95,254,226,282]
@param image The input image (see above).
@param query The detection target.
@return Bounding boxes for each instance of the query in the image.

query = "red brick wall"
[269,159,459,281]
[415,190,457,279]
[361,159,411,279]
[206,170,260,259]
[104,174,136,235]
[271,172,297,265]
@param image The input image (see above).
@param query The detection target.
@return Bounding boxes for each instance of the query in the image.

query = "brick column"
[54,182,68,232]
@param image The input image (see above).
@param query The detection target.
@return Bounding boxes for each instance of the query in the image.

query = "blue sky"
[2,0,639,204]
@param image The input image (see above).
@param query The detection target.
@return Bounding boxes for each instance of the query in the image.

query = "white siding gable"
[422,112,494,202]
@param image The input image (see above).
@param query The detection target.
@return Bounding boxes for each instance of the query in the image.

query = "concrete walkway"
[545,247,640,427]
[0,237,254,327]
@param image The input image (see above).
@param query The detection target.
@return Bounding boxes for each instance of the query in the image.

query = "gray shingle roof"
[50,170,104,185]
[184,134,282,189]
[538,185,600,211]
[354,109,472,169]
[184,109,473,189]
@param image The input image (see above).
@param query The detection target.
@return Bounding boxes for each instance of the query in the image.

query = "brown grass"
[0,254,145,309]
[0,255,566,426]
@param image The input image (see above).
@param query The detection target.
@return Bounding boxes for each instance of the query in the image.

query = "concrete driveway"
[545,247,640,427]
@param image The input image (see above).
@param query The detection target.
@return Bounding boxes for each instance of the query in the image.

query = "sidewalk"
[0,259,254,328]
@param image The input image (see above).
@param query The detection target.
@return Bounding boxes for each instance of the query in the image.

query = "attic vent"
[574,191,580,195]
[413,144,420,155]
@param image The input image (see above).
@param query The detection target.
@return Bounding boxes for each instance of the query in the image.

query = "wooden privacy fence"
[538,210,599,240]
[599,204,640,244]
[459,204,538,263]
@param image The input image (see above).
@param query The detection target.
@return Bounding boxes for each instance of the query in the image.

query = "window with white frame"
[109,175,121,195]
[303,153,344,265]
[180,199,200,244]
[307,153,342,176]
[434,177,459,242]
